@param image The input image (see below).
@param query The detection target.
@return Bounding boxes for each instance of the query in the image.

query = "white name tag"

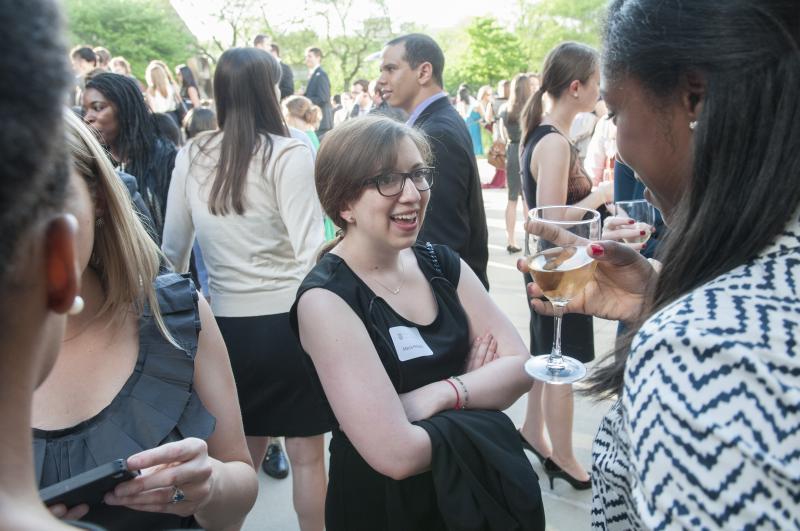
[389,326,434,362]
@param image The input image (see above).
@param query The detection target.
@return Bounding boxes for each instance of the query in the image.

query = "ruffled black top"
[34,274,216,531]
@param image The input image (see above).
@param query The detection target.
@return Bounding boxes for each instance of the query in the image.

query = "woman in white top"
[145,60,179,115]
[162,47,330,531]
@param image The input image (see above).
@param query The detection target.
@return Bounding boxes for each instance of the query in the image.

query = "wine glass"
[524,206,601,384]
[613,199,656,245]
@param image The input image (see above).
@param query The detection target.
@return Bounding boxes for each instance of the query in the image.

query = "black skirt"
[523,272,595,363]
[216,312,334,437]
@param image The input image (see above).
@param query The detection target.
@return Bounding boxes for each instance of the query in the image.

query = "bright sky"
[171,0,518,43]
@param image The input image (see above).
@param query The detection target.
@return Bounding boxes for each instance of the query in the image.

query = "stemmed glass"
[613,200,656,245]
[524,206,601,384]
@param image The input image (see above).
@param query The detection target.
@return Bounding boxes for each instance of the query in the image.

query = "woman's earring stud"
[68,295,85,316]
[689,121,697,131]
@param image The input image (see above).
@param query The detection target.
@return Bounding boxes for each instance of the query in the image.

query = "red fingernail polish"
[640,230,646,236]
[590,244,604,256]
[627,219,635,224]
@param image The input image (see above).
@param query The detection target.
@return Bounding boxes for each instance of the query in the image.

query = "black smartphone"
[40,459,139,508]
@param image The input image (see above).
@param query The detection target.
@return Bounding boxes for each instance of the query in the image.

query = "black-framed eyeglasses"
[362,166,435,197]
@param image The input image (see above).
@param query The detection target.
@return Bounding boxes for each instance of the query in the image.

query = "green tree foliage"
[306,0,393,93]
[515,0,606,72]
[65,0,197,78]
[213,0,392,94]
[444,17,527,92]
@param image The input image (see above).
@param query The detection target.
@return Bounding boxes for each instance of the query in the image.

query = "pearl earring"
[689,121,697,131]
[68,295,85,316]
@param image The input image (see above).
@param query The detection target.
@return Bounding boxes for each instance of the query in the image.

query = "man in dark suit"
[270,43,294,101]
[304,47,333,139]
[378,33,489,289]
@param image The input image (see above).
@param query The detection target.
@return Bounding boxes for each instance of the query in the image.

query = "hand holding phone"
[40,459,139,508]
[104,438,214,518]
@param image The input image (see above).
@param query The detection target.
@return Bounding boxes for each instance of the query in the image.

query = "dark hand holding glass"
[517,220,660,330]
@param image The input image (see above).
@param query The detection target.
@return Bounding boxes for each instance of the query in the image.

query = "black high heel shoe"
[517,430,547,464]
[543,458,591,491]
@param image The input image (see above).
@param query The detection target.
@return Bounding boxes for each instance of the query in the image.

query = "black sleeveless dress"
[290,243,470,530]
[34,274,216,531]
[520,125,595,362]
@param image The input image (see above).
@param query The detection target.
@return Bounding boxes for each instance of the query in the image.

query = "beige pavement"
[242,173,615,530]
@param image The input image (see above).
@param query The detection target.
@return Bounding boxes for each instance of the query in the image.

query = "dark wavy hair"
[85,72,176,238]
[0,0,70,287]
[587,0,800,398]
[197,47,287,215]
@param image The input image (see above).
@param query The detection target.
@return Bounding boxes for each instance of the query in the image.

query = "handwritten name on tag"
[389,326,434,362]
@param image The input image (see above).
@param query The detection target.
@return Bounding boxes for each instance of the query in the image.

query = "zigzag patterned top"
[592,210,800,529]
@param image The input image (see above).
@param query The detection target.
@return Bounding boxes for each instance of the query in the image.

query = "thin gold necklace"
[371,258,406,295]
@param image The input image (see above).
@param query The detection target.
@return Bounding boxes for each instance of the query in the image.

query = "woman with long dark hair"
[83,72,177,240]
[523,0,800,527]
[497,73,530,253]
[517,42,613,491]
[162,47,329,531]
[175,64,201,110]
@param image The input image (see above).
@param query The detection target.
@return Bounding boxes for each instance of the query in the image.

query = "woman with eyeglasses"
[292,116,544,530]
[162,47,331,531]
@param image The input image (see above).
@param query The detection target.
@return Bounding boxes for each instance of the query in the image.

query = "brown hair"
[521,42,598,145]
[507,73,531,124]
[283,95,322,129]
[197,47,287,216]
[314,116,432,257]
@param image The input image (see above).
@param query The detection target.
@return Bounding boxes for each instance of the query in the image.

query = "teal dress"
[465,108,483,156]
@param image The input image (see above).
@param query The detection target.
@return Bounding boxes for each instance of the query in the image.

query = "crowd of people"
[2,0,799,530]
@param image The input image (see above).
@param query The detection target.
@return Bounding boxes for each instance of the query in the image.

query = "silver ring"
[170,486,186,504]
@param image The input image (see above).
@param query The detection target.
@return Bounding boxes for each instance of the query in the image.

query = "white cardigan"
[162,132,324,317]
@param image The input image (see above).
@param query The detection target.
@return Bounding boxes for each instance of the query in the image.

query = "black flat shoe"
[543,458,591,490]
[262,441,290,479]
[517,430,547,464]
[506,245,522,254]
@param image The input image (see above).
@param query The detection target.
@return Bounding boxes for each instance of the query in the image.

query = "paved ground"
[243,170,615,530]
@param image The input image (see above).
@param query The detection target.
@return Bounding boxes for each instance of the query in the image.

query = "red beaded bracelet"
[443,378,461,410]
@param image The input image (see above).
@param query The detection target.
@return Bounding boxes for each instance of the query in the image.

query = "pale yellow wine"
[528,246,597,303]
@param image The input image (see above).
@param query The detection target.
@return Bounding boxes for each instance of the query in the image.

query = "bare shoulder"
[531,132,570,172]
[297,287,352,321]
[533,131,570,157]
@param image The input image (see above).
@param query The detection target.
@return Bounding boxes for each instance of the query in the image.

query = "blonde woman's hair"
[283,95,322,129]
[145,61,171,98]
[64,109,177,345]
